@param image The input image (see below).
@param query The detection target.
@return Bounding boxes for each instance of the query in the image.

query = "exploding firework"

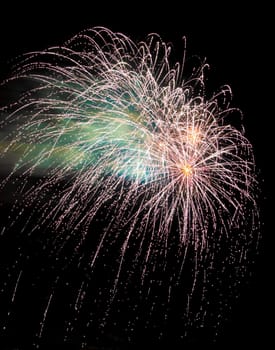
[0,27,258,347]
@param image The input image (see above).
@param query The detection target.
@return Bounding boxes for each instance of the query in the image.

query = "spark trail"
[0,27,258,346]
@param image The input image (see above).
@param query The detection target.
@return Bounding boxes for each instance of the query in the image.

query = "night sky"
[0,2,271,349]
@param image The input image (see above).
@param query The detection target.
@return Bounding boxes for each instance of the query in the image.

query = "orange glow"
[186,127,201,145]
[181,164,193,177]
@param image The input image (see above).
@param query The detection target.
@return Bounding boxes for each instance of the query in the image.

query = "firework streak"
[0,28,258,344]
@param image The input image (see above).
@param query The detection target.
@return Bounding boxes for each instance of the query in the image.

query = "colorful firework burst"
[0,27,259,346]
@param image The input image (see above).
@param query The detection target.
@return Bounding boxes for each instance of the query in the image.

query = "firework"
[0,27,258,346]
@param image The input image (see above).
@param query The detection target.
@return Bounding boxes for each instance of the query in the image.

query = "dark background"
[0,2,271,349]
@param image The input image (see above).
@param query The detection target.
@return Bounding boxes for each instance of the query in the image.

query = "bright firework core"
[181,164,193,177]
[0,27,258,346]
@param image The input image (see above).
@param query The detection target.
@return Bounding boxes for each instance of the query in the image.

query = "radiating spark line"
[38,292,54,339]
[11,270,22,303]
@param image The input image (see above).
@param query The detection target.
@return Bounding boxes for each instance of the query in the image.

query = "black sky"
[0,2,272,348]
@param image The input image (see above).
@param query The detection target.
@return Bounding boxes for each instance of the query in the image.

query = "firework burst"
[0,27,258,346]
